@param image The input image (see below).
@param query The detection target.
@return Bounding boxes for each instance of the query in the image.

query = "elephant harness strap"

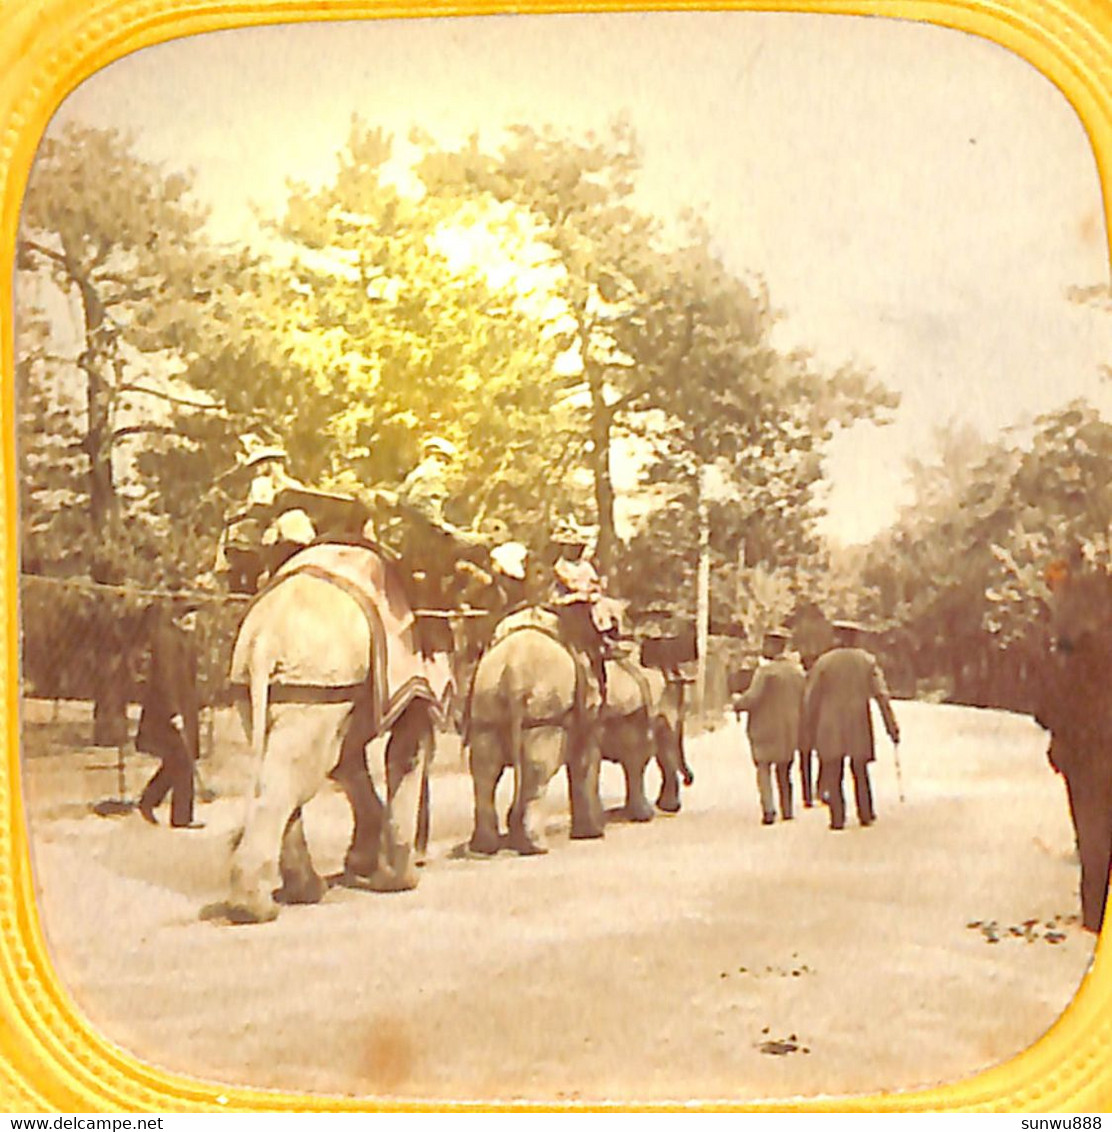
[252,561,387,714]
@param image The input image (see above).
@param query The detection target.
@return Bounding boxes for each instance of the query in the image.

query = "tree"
[417,118,672,575]
[859,403,1112,709]
[17,123,235,581]
[252,119,578,539]
[419,122,898,593]
[17,123,239,740]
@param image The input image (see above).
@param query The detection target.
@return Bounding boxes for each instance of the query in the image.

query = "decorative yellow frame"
[2,0,1112,1113]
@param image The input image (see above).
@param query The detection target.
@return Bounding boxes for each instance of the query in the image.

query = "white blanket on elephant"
[489,605,562,645]
[487,605,602,712]
[253,542,451,733]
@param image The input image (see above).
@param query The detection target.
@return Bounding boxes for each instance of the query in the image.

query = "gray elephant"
[601,654,694,821]
[466,607,606,855]
[226,541,446,923]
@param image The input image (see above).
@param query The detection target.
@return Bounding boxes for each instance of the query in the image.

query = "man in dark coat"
[136,600,202,828]
[800,624,900,830]
[732,629,805,824]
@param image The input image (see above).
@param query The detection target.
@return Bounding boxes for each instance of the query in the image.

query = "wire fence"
[20,573,249,755]
[19,570,741,767]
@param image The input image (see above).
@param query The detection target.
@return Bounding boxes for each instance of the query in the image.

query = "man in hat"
[400,437,458,527]
[216,442,303,593]
[135,600,203,828]
[396,436,488,608]
[732,629,805,825]
[800,622,900,830]
[546,517,619,698]
[550,517,603,604]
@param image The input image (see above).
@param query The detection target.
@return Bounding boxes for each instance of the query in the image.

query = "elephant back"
[231,540,451,735]
[602,657,663,720]
[469,607,606,724]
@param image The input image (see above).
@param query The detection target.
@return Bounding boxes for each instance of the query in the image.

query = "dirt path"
[21,700,1095,1104]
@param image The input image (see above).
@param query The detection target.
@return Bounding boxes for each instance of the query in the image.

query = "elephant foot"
[505,832,548,856]
[624,803,654,823]
[365,842,420,892]
[569,823,605,841]
[365,864,420,892]
[468,829,502,856]
[656,796,682,814]
[224,897,279,925]
[343,846,380,879]
[273,871,327,906]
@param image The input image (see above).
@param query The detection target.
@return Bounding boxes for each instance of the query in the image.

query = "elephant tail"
[676,713,694,786]
[672,677,694,786]
[249,641,270,767]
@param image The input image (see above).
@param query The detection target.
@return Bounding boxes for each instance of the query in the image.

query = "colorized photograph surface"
[14,11,1112,1101]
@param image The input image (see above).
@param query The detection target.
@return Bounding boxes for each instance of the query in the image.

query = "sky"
[43,10,1112,544]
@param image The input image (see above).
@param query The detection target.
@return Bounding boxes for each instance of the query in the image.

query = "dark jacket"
[801,647,899,764]
[732,658,804,765]
[135,608,200,761]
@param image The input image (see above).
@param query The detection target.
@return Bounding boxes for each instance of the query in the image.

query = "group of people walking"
[131,432,622,831]
[733,621,901,830]
[137,427,907,843]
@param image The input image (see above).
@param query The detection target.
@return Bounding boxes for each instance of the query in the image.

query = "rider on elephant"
[396,435,489,611]
[215,440,310,593]
[546,517,620,699]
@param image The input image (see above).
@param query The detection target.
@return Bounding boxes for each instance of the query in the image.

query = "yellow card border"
[3,0,1112,1112]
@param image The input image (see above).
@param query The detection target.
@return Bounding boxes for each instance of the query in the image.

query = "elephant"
[225,540,445,923]
[1038,555,1112,933]
[600,654,694,821]
[465,606,606,855]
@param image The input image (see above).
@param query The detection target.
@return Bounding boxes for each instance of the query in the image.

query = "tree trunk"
[77,274,129,747]
[586,362,617,582]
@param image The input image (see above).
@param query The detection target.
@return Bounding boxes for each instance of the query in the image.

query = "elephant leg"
[567,724,605,840]
[229,702,352,923]
[366,702,432,892]
[275,806,327,905]
[416,773,430,861]
[508,726,563,854]
[468,729,506,855]
[618,726,654,823]
[330,706,384,880]
[1065,766,1112,932]
[655,721,682,814]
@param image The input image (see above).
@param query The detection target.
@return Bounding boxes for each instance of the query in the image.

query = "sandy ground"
[19,698,1097,1105]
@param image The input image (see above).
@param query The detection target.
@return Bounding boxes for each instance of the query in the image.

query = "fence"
[19,571,741,770]
[20,573,250,753]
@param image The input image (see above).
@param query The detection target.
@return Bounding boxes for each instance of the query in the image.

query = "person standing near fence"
[136,599,203,828]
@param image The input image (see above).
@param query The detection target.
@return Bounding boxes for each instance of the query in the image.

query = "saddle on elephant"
[231,540,453,737]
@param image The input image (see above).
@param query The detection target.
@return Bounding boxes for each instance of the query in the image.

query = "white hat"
[422,436,457,459]
[243,444,288,469]
[263,508,315,546]
[491,541,528,581]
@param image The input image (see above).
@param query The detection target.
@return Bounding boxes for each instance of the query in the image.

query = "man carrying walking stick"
[800,621,901,831]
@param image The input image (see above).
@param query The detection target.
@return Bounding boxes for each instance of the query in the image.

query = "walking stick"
[892,739,905,803]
